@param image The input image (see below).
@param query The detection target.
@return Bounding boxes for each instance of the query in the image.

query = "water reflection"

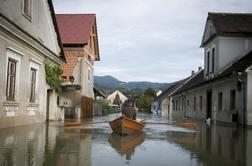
[0,114,251,166]
[108,132,144,160]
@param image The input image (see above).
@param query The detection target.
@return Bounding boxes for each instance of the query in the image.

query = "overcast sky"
[53,0,252,83]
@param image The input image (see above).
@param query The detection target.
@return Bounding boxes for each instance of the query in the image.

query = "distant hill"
[94,75,172,94]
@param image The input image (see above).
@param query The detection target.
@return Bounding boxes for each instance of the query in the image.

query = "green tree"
[136,95,153,113]
[101,101,116,115]
[144,88,156,98]
[44,63,63,92]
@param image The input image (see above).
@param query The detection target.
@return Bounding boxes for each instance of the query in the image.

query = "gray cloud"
[53,0,252,82]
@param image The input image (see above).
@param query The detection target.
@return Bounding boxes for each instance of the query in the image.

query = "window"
[230,90,236,110]
[176,100,178,111]
[200,96,203,111]
[193,97,196,111]
[93,36,97,54]
[182,97,186,111]
[87,68,91,83]
[211,48,215,73]
[206,51,210,75]
[218,92,223,111]
[187,100,190,106]
[22,0,32,19]
[6,59,17,101]
[61,76,67,82]
[90,36,92,49]
[29,68,36,102]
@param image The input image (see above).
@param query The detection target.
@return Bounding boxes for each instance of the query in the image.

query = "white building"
[107,90,128,105]
[0,0,66,128]
[172,13,252,126]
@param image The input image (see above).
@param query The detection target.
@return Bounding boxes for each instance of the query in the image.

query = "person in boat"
[122,99,136,120]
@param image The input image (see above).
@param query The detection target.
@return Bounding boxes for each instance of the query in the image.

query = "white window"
[6,49,22,101]
[29,60,40,103]
[22,0,32,20]
[6,59,17,101]
[87,67,91,83]
[211,47,215,73]
[29,68,36,102]
[206,51,210,75]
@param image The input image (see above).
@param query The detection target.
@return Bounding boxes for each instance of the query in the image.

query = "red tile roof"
[56,14,96,45]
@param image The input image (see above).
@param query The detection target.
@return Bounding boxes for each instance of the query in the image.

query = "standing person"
[122,100,136,120]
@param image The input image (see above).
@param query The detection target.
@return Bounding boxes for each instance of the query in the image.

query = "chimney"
[198,66,202,71]
[191,70,195,76]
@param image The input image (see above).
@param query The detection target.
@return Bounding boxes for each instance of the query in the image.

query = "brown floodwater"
[0,113,251,166]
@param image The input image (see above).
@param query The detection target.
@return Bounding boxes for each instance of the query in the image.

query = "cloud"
[53,0,252,82]
[95,66,125,75]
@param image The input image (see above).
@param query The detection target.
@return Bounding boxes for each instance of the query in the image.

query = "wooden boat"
[109,115,145,135]
[64,122,81,127]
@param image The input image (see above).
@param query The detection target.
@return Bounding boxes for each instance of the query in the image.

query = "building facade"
[56,14,100,118]
[172,13,252,126]
[0,0,65,128]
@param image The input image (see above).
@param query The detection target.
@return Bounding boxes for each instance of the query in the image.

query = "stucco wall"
[172,76,243,124]
[0,0,61,55]
[0,35,49,127]
[218,37,252,70]
[247,69,252,126]
[204,37,252,77]
[80,57,94,99]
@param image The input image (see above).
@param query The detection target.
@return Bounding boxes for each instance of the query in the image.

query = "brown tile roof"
[56,14,96,45]
[208,12,252,34]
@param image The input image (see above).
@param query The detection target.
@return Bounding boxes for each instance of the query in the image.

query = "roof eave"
[48,0,66,63]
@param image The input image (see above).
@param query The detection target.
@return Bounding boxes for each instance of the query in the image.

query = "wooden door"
[81,96,94,118]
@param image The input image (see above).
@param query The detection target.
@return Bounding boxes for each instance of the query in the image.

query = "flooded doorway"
[46,89,53,121]
[206,90,212,119]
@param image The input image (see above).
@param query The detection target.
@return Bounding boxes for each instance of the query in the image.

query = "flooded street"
[0,113,252,166]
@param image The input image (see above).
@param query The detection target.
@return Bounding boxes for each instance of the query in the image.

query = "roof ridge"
[56,13,96,16]
[208,12,252,15]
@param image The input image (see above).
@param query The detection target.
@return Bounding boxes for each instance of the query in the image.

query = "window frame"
[199,96,203,112]
[206,51,210,75]
[211,47,215,74]
[29,59,40,103]
[193,97,196,111]
[22,0,32,20]
[230,90,236,110]
[5,49,22,102]
[218,92,223,111]
[29,68,36,103]
[87,67,91,83]
[6,58,17,101]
